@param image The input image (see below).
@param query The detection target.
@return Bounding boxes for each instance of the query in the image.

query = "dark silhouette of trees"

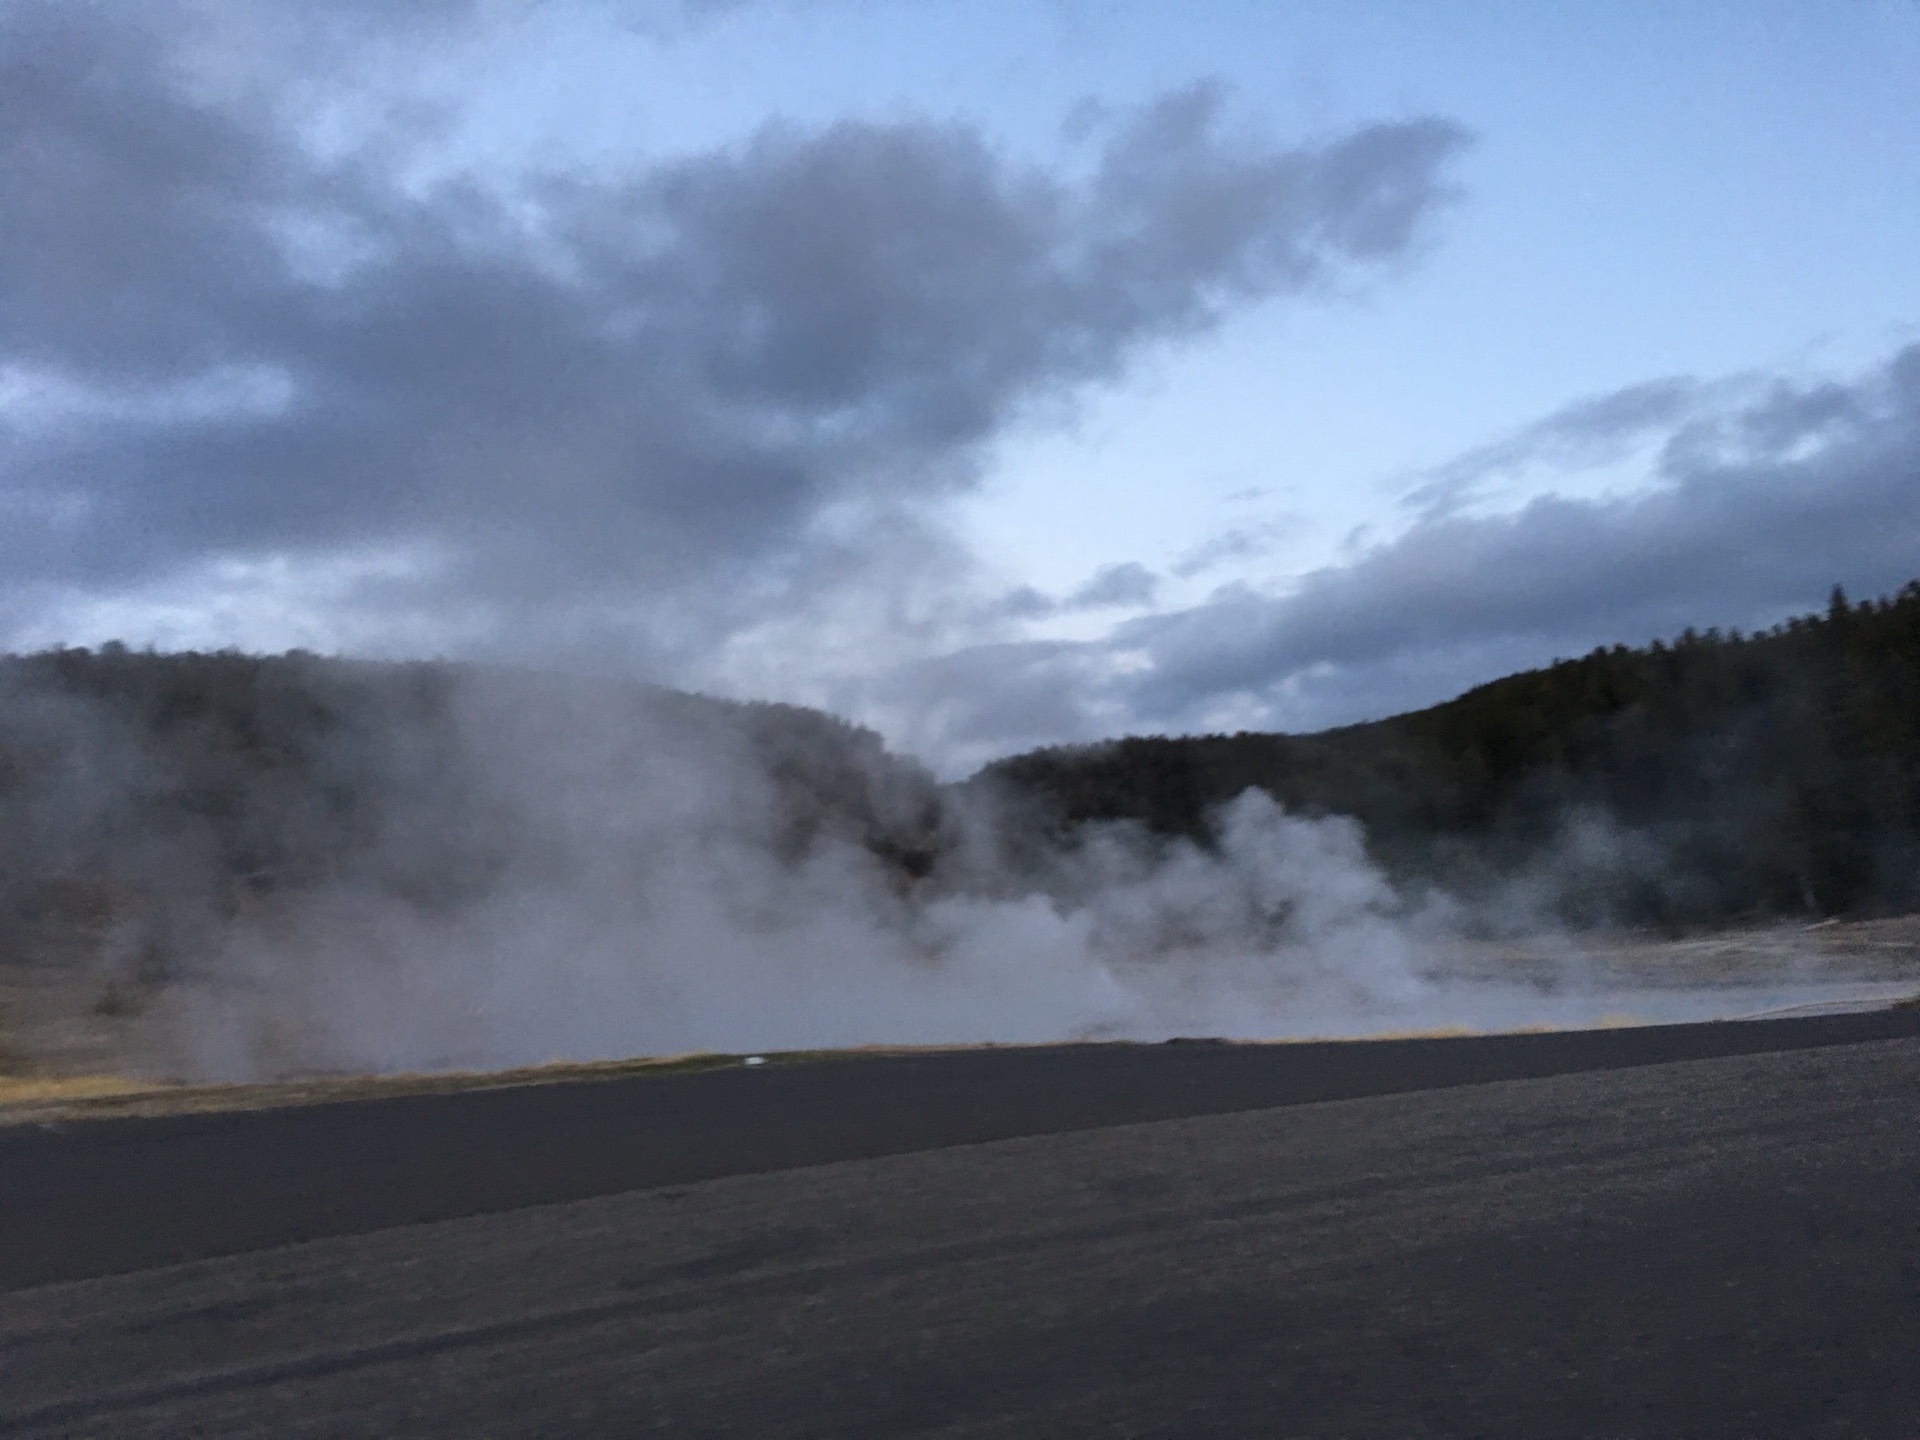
[0,649,945,982]
[8,578,1920,951]
[982,580,1920,929]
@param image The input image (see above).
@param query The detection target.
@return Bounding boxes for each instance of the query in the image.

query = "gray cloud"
[1169,519,1296,579]
[980,586,1058,624]
[1400,376,1705,518]
[0,4,1469,676]
[961,564,1159,647]
[1067,562,1159,609]
[1109,345,1920,734]
[867,638,1108,771]
[879,343,1920,764]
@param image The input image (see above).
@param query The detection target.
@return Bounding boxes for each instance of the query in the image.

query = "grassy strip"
[10,993,1917,1128]
[0,1042,996,1128]
[0,1028,1580,1127]
[0,1074,164,1107]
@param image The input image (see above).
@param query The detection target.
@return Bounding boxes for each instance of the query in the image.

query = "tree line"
[980,582,1920,929]
[6,578,1920,961]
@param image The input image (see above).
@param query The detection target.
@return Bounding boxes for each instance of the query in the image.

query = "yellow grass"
[5,988,1914,1129]
[0,1074,171,1106]
[0,1051,767,1127]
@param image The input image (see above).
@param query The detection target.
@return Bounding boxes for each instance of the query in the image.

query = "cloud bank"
[0,1,1467,710]
[898,344,1920,768]
[5,0,1910,776]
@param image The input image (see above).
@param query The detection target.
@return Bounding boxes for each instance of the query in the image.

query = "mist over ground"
[0,649,1449,1079]
[4,614,1916,1083]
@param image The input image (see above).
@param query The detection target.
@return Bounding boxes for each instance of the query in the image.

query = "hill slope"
[980,582,1920,928]
[0,649,942,998]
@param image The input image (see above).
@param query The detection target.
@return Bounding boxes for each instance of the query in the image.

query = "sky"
[3,0,1918,773]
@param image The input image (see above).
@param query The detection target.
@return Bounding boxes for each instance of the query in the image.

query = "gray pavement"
[9,1009,1920,1294]
[3,1033,1918,1436]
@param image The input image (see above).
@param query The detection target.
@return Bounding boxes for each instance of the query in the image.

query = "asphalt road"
[3,1012,1919,1435]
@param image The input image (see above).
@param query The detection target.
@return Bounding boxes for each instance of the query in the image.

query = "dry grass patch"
[0,1046,903,1127]
[0,1074,167,1106]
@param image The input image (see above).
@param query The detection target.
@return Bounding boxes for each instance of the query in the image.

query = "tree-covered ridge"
[0,647,944,983]
[7,579,1920,956]
[981,582,1920,927]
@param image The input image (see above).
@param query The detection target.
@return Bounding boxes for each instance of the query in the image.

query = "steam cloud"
[7,658,1897,1084]
[10,667,1443,1078]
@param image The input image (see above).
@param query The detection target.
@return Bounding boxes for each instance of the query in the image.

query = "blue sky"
[4,0,1919,770]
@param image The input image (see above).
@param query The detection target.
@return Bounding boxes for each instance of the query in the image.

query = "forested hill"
[0,648,945,982]
[8,581,1920,951]
[980,582,1920,927]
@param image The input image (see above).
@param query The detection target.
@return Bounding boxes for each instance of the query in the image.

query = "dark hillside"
[0,648,943,993]
[981,582,1920,928]
[8,578,1919,997]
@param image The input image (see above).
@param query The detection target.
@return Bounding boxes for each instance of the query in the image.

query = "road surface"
[3,1011,1918,1434]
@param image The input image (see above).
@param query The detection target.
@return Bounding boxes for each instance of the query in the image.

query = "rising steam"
[0,653,1905,1083]
[171,675,1450,1078]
